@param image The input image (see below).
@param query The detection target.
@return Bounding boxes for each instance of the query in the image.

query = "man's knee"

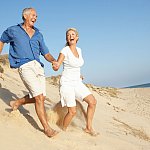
[34,94,45,103]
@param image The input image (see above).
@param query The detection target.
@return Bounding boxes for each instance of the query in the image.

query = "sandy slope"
[0,57,150,150]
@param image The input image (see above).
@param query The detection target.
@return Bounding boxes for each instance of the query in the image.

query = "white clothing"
[60,82,91,107]
[60,46,91,107]
[18,60,46,98]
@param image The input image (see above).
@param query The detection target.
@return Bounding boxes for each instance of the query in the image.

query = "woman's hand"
[52,61,59,71]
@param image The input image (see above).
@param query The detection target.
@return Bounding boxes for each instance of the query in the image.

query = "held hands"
[52,61,59,71]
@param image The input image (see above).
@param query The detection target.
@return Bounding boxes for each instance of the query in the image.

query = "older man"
[0,8,58,137]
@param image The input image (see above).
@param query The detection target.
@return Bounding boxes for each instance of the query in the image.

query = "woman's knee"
[84,95,97,106]
[68,107,77,116]
[89,99,97,107]
[93,97,97,105]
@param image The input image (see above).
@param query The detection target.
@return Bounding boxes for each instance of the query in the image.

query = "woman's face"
[66,30,78,46]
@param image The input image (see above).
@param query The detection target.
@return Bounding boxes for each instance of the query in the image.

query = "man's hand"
[52,61,59,71]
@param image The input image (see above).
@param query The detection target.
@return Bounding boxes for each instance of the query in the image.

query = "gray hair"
[22,7,34,21]
[65,28,79,46]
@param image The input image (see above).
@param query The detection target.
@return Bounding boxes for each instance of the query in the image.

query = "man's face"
[24,9,37,27]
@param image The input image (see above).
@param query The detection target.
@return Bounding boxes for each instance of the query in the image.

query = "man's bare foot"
[62,127,67,131]
[44,129,59,138]
[10,101,19,111]
[83,128,99,136]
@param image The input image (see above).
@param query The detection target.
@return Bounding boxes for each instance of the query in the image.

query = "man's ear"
[23,14,27,20]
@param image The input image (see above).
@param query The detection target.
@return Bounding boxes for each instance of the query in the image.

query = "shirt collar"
[18,23,39,33]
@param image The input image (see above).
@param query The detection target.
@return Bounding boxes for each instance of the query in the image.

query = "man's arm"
[0,41,4,54]
[44,53,56,63]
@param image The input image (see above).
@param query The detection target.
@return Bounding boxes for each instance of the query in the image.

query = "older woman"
[52,28,98,136]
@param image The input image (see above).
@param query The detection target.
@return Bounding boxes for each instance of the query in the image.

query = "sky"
[0,0,150,88]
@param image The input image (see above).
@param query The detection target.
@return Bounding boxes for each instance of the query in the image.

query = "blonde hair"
[22,7,35,21]
[65,28,79,46]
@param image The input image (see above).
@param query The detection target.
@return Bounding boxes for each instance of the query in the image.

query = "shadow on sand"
[0,87,42,131]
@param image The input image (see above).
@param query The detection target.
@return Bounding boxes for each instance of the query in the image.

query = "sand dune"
[0,55,150,150]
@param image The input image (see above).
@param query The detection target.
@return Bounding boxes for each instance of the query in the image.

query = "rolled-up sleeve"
[39,34,49,56]
[0,27,13,43]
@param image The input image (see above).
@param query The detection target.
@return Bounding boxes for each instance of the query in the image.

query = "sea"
[125,83,150,88]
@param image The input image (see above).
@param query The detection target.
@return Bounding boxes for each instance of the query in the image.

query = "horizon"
[0,0,150,88]
[0,52,150,88]
[1,53,150,88]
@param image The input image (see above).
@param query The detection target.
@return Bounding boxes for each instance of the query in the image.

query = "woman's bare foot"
[10,101,19,111]
[83,128,99,136]
[44,129,59,138]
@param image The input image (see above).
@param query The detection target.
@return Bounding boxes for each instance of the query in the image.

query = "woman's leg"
[83,94,97,135]
[63,106,76,131]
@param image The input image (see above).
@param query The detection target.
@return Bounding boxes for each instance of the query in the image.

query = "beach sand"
[0,55,150,150]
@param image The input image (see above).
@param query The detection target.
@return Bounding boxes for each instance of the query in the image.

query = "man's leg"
[34,94,58,137]
[10,94,35,110]
[10,94,58,137]
[15,61,58,137]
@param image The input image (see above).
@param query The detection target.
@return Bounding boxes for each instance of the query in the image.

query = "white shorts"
[60,81,91,107]
[18,60,46,98]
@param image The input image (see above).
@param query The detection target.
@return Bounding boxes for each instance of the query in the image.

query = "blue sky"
[0,0,150,88]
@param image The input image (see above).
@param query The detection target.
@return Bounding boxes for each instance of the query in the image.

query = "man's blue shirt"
[0,23,49,68]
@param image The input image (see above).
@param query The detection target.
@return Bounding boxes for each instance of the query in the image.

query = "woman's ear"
[76,37,79,43]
